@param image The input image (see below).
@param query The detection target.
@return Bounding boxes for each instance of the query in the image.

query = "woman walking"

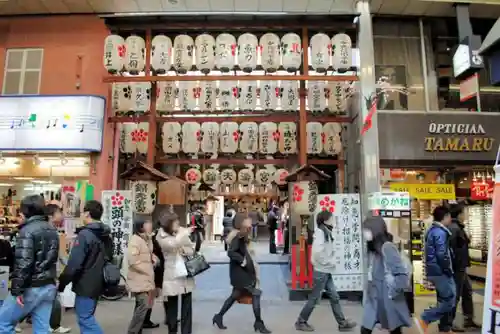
[212,212,271,333]
[126,218,157,334]
[361,216,412,334]
[157,212,195,334]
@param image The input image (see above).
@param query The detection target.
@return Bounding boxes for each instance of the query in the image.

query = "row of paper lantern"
[112,81,347,113]
[185,167,289,186]
[104,32,352,74]
[119,122,342,155]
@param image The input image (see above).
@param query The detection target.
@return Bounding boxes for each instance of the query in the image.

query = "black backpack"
[98,238,121,287]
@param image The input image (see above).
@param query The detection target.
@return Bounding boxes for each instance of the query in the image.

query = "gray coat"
[362,242,412,331]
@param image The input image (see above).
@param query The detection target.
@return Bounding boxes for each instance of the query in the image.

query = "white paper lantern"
[259,81,280,111]
[195,34,216,74]
[173,34,194,74]
[327,82,346,114]
[112,83,132,113]
[125,36,146,74]
[201,122,220,153]
[310,33,331,73]
[218,81,237,111]
[202,168,218,185]
[260,33,281,73]
[323,122,343,156]
[332,33,352,72]
[136,122,149,154]
[306,122,323,154]
[104,35,125,74]
[220,168,237,185]
[239,122,259,153]
[291,181,318,215]
[178,81,197,111]
[151,35,172,74]
[219,122,239,153]
[237,33,258,73]
[131,180,157,214]
[281,80,299,111]
[256,169,272,185]
[156,82,177,113]
[259,122,278,154]
[215,33,236,72]
[281,33,302,72]
[131,83,151,113]
[238,169,254,186]
[274,168,289,186]
[200,81,216,111]
[185,168,202,184]
[308,81,326,112]
[238,81,257,111]
[120,123,136,154]
[278,122,297,154]
[182,122,201,153]
[162,122,181,154]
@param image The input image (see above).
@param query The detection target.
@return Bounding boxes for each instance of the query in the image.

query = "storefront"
[377,110,500,287]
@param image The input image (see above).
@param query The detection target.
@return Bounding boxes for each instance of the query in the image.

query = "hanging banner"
[482,159,500,333]
[389,183,456,200]
[102,190,133,261]
[313,194,363,291]
[471,180,494,200]
[368,191,411,217]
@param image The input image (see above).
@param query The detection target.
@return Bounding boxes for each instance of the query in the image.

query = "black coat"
[227,232,256,289]
[11,215,59,296]
[449,219,471,271]
[152,230,164,288]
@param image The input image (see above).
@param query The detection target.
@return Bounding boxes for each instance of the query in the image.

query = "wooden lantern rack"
[104,22,357,179]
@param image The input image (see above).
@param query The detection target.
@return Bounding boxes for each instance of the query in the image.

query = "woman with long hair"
[361,216,411,334]
[126,217,157,334]
[212,212,271,333]
[157,212,195,334]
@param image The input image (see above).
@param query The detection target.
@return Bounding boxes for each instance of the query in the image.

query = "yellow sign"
[389,183,456,200]
[414,283,436,296]
[424,137,495,152]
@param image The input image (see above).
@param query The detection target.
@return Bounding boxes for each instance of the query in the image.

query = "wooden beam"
[103,74,358,83]
[309,159,344,166]
[298,27,309,166]
[156,115,298,123]
[156,158,293,165]
[307,115,353,123]
[145,29,158,166]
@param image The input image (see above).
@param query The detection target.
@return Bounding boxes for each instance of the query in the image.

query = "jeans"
[452,271,474,323]
[297,271,346,325]
[75,295,103,334]
[421,275,456,332]
[0,284,56,333]
[251,225,258,240]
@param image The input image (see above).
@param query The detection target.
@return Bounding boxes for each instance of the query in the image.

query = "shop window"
[2,48,43,95]
[373,20,426,111]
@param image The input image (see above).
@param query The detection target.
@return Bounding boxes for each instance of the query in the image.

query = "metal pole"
[419,18,431,112]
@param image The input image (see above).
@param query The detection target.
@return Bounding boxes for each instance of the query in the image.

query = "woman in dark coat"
[222,209,235,251]
[212,213,271,333]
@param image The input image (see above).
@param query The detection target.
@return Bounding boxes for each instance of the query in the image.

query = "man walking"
[415,206,456,334]
[58,200,113,334]
[267,206,279,254]
[248,207,264,240]
[295,211,356,332]
[448,204,480,331]
[0,195,59,333]
[191,205,205,252]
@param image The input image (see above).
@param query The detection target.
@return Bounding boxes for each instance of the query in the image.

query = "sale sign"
[471,180,494,200]
[482,161,500,334]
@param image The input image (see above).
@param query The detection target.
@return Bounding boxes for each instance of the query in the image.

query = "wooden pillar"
[298,27,309,166]
[145,29,158,166]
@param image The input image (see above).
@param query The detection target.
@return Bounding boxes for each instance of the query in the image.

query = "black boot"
[212,314,227,330]
[143,308,160,328]
[254,320,272,333]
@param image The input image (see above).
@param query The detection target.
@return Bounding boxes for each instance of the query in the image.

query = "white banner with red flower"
[102,190,133,275]
[313,193,363,291]
[290,181,318,215]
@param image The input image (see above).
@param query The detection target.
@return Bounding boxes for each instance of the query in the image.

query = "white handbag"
[173,253,188,278]
[60,282,75,308]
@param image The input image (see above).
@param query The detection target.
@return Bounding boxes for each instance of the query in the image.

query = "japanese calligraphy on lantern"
[202,168,218,185]
[290,181,318,215]
[102,191,133,260]
[256,169,272,185]
[221,168,237,185]
[314,194,363,291]
[131,180,157,215]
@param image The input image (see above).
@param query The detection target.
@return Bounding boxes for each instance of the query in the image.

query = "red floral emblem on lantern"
[118,45,126,58]
[186,169,199,183]
[327,43,333,55]
[293,184,305,202]
[192,87,201,98]
[63,186,75,193]
[131,128,148,142]
[275,87,281,97]
[232,87,240,98]
[272,130,280,141]
[319,196,335,212]
[196,130,202,142]
[232,130,240,142]
[231,44,236,56]
[321,132,326,144]
[111,192,125,206]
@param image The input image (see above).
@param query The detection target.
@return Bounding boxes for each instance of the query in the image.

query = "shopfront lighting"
[14,177,34,181]
[31,180,52,184]
[0,183,14,187]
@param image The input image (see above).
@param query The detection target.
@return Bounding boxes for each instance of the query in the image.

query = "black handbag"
[184,253,210,277]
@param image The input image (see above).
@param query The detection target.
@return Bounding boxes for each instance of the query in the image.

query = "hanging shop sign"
[368,192,411,217]
[130,180,157,215]
[389,183,456,200]
[0,95,104,152]
[380,168,406,182]
[313,194,363,291]
[378,111,500,163]
[470,180,494,200]
[102,190,133,258]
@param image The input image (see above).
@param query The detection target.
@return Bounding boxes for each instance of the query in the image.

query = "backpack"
[381,242,412,298]
[99,239,121,287]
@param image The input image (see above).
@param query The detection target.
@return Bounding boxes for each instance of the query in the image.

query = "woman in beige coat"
[126,218,157,334]
[157,212,195,334]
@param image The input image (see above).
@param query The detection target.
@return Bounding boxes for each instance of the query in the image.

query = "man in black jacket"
[191,205,205,252]
[449,204,480,331]
[0,195,59,333]
[58,200,113,334]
